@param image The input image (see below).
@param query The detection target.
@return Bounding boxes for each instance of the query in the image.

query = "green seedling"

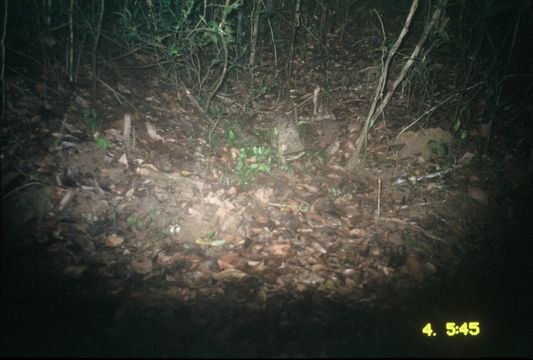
[453,117,469,141]
[328,187,343,198]
[96,136,109,150]
[80,109,111,150]
[427,140,448,157]
[298,203,310,212]
[80,109,102,133]
[127,214,139,229]
[405,236,417,249]
[81,212,98,223]
[221,122,244,147]
[307,148,326,163]
[236,145,275,185]
[225,128,237,145]
[196,231,225,247]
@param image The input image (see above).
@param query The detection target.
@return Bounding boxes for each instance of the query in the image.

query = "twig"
[286,0,301,94]
[2,181,47,202]
[208,116,223,142]
[205,0,234,110]
[92,0,105,97]
[5,67,63,96]
[248,0,261,67]
[182,84,214,124]
[378,217,446,242]
[375,177,382,221]
[346,0,419,170]
[392,164,460,186]
[396,91,458,138]
[123,112,132,150]
[93,76,125,105]
[371,0,449,125]
[68,0,74,82]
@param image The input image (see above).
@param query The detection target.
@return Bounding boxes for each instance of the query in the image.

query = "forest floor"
[2,20,533,358]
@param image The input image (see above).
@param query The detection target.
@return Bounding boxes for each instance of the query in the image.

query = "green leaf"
[127,215,137,226]
[256,163,270,172]
[170,43,178,56]
[96,137,109,150]
[299,203,310,212]
[236,158,244,172]
[226,129,236,143]
[405,237,417,248]
[453,118,461,132]
[427,140,447,157]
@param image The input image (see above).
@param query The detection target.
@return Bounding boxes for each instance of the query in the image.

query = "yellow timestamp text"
[422,322,480,337]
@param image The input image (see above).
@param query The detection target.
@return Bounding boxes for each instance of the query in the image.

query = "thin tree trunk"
[248,0,261,67]
[92,0,104,97]
[286,0,300,96]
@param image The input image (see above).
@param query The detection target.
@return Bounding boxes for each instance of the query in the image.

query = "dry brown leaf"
[467,186,488,206]
[342,268,355,276]
[249,227,264,236]
[448,222,466,240]
[130,256,153,275]
[224,233,245,245]
[255,288,267,307]
[59,188,76,211]
[153,186,169,202]
[64,265,88,278]
[116,81,133,95]
[326,140,340,156]
[326,173,341,180]
[270,243,291,256]
[105,233,124,247]
[188,207,202,219]
[47,242,65,253]
[217,252,240,270]
[349,228,366,236]
[301,184,319,193]
[344,278,357,289]
[213,269,248,281]
[348,122,361,134]
[307,212,323,223]
[119,153,129,166]
[156,252,183,266]
[125,188,135,198]
[144,121,165,142]
[215,200,235,223]
[136,163,159,175]
[286,198,300,211]
[253,187,274,204]
[311,242,327,254]
[405,253,423,282]
[423,262,437,274]
[311,263,326,272]
[75,95,89,108]
[217,259,234,270]
[459,152,475,165]
[253,211,269,225]
[204,192,224,206]
[328,164,344,172]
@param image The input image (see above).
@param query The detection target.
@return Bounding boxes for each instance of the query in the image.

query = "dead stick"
[378,217,446,242]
